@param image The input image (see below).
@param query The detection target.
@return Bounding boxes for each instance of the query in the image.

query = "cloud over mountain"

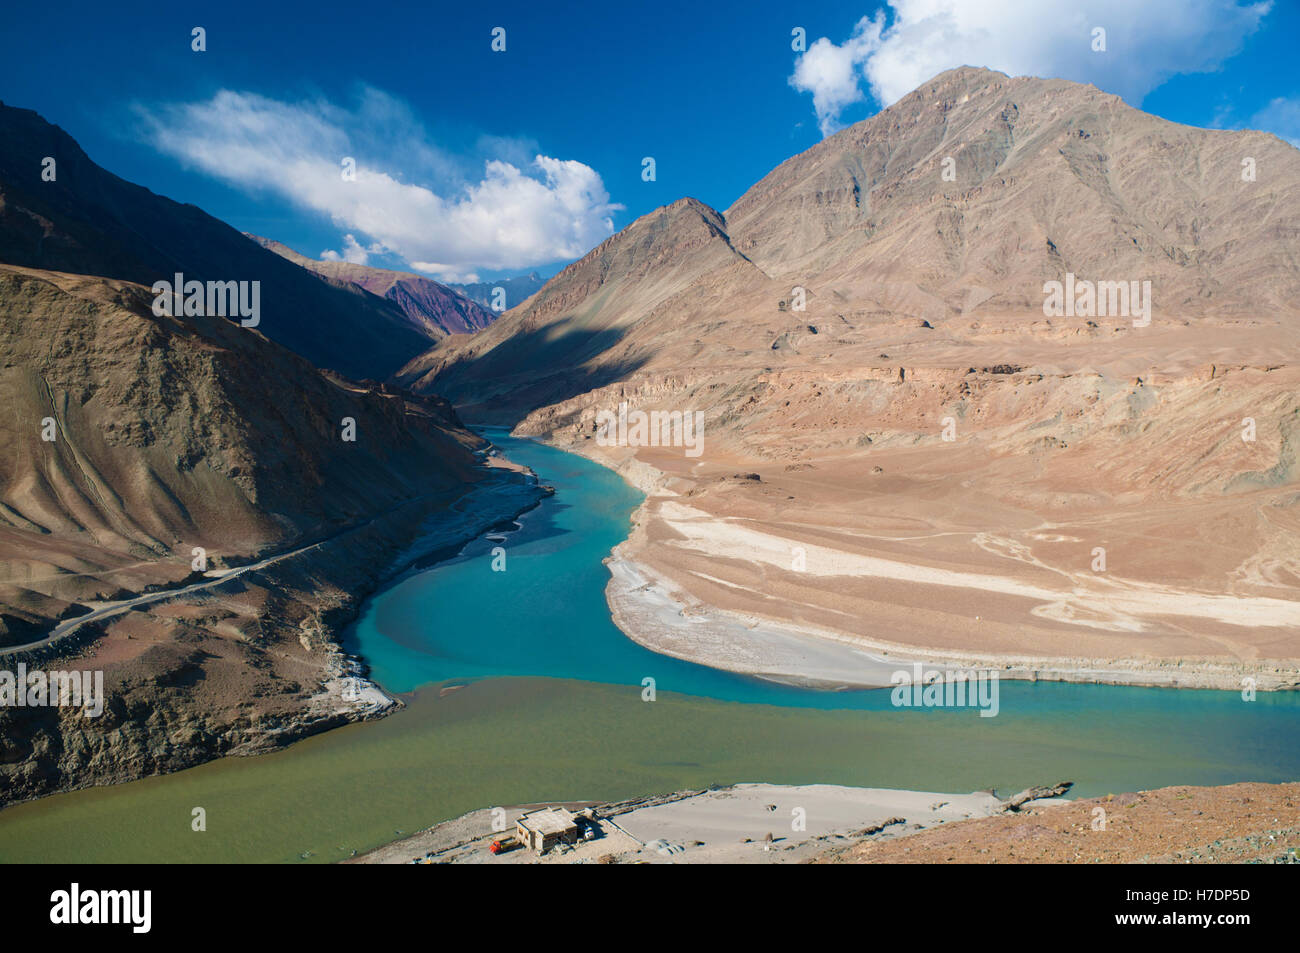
[791,0,1271,136]
[139,88,622,281]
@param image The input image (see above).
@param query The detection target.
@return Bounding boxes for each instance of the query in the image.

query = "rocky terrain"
[250,235,497,337]
[407,67,1300,684]
[0,262,546,806]
[818,781,1300,864]
[0,102,550,805]
[0,264,484,636]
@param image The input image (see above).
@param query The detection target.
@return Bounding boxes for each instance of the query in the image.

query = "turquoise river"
[0,430,1297,862]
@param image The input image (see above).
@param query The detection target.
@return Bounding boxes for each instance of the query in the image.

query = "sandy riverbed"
[352,783,1019,864]
[570,441,1300,692]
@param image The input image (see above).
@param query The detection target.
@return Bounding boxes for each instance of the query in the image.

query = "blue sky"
[3,0,1297,282]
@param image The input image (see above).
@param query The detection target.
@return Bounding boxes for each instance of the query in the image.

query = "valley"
[414,67,1300,690]
[0,50,1297,877]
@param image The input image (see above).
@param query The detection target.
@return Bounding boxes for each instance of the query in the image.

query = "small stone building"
[516,807,580,854]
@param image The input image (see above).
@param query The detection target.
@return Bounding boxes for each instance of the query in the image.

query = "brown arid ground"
[414,67,1300,691]
[577,400,1300,690]
[0,264,548,806]
[0,466,545,809]
[817,782,1300,864]
[0,101,545,804]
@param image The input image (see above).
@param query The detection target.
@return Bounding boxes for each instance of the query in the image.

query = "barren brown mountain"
[250,235,498,337]
[0,106,546,804]
[407,67,1300,688]
[0,262,544,806]
[0,264,483,638]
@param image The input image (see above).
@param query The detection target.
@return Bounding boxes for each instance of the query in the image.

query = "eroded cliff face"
[520,362,1299,506]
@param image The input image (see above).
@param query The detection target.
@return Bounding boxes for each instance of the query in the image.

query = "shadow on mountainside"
[0,101,432,380]
[417,322,649,427]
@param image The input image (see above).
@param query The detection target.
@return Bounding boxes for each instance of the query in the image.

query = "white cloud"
[321,233,382,265]
[138,89,623,280]
[408,262,481,284]
[1251,97,1300,147]
[791,0,1271,136]
[790,15,885,136]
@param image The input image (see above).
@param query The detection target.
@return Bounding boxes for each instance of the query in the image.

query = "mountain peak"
[250,234,497,336]
[663,195,725,219]
[925,64,1011,86]
[723,64,1300,294]
[536,194,737,295]
[423,65,1300,424]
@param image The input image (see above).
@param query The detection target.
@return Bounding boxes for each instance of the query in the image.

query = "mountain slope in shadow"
[0,101,435,381]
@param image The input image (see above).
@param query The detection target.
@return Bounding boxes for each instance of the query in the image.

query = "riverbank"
[5,431,1300,863]
[352,782,1020,864]
[0,459,548,809]
[525,432,1300,693]
[355,777,1300,865]
[606,551,1300,691]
